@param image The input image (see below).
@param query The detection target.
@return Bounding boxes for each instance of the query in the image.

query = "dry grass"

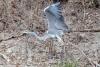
[0,0,100,67]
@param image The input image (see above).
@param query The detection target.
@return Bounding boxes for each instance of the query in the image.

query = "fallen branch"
[70,29,100,32]
[0,34,25,42]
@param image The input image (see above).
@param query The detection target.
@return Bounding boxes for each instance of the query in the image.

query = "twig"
[0,34,25,43]
[57,36,95,66]
[72,44,95,67]
[70,29,100,32]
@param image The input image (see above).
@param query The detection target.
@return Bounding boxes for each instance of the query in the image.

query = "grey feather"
[44,2,68,35]
[23,2,69,42]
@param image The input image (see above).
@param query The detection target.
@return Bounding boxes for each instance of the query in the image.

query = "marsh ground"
[0,0,100,67]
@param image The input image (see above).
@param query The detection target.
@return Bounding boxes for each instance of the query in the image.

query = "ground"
[0,0,100,67]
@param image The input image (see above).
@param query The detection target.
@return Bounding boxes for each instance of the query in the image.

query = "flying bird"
[23,2,69,42]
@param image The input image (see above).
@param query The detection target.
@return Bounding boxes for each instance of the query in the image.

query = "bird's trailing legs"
[22,31,65,44]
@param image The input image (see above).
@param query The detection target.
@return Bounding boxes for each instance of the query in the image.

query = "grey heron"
[23,2,69,42]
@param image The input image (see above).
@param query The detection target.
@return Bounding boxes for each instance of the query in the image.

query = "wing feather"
[51,2,62,19]
[51,2,68,31]
[44,2,68,32]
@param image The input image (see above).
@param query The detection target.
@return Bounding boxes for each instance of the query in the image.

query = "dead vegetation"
[0,0,100,67]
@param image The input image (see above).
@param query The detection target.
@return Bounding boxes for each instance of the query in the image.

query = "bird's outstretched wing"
[44,2,62,18]
[50,2,62,19]
[44,2,68,31]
